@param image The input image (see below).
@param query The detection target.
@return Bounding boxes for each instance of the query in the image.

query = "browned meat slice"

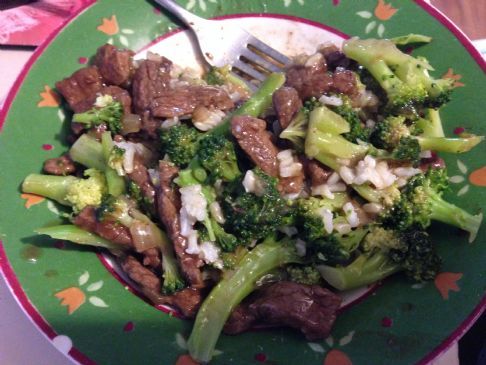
[304,158,333,187]
[278,175,304,195]
[157,161,204,287]
[73,206,132,245]
[132,58,172,113]
[94,44,134,86]
[127,155,156,207]
[285,56,333,100]
[231,115,279,177]
[157,287,203,318]
[332,69,358,96]
[43,155,76,176]
[101,85,132,114]
[224,281,342,340]
[142,247,161,269]
[273,86,302,129]
[140,110,161,139]
[420,154,445,171]
[55,67,103,113]
[151,86,234,118]
[319,44,351,70]
[121,255,161,295]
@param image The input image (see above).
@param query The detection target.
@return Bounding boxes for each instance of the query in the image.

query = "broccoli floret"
[160,124,202,166]
[318,226,441,290]
[286,265,322,285]
[72,99,123,134]
[222,169,288,243]
[279,109,309,151]
[307,228,368,265]
[380,168,483,242]
[197,134,241,182]
[107,145,125,176]
[127,180,155,218]
[343,38,454,114]
[332,96,371,143]
[304,105,369,168]
[371,115,483,163]
[22,168,107,213]
[207,218,239,252]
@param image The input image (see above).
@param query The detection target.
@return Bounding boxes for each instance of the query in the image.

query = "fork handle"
[153,0,207,28]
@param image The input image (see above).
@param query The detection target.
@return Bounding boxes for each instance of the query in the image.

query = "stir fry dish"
[22,35,483,363]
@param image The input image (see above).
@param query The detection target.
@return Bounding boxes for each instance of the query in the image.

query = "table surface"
[0,2,484,365]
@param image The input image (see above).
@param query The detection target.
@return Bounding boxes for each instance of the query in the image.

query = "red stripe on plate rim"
[0,4,485,365]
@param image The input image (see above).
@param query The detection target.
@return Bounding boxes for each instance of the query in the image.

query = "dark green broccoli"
[343,38,454,114]
[332,96,371,143]
[222,169,288,243]
[160,124,202,167]
[197,134,241,182]
[127,181,155,218]
[370,115,483,163]
[207,218,239,252]
[286,265,322,285]
[380,168,483,242]
[307,228,368,266]
[318,226,441,290]
[72,100,123,134]
[293,194,347,242]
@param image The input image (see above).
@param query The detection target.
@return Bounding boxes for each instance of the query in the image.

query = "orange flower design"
[175,355,199,365]
[434,272,463,300]
[323,349,353,365]
[469,166,486,186]
[20,193,45,208]
[37,85,60,107]
[97,15,119,35]
[55,287,86,314]
[442,68,465,88]
[374,0,398,21]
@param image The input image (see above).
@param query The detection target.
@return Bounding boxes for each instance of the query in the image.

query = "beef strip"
[132,58,172,113]
[157,287,204,318]
[140,110,161,139]
[273,86,302,130]
[121,255,161,295]
[304,158,333,187]
[231,115,304,195]
[319,44,351,71]
[224,281,342,340]
[43,155,76,176]
[142,247,161,269]
[332,68,359,97]
[157,161,204,287]
[231,115,279,177]
[55,66,103,113]
[420,154,445,171]
[150,85,234,118]
[94,44,134,86]
[127,155,156,208]
[73,206,132,245]
[101,85,132,114]
[285,56,333,100]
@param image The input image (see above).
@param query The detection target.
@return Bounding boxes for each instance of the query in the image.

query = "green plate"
[0,1,485,364]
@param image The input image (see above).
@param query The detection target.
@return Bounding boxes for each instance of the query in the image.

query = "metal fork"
[153,0,291,85]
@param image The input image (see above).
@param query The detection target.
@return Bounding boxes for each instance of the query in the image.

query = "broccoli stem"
[210,73,286,136]
[428,193,483,242]
[310,106,350,135]
[305,129,369,160]
[35,225,123,251]
[417,109,444,138]
[416,136,484,153]
[69,134,106,171]
[101,132,126,196]
[187,237,302,363]
[22,174,78,206]
[391,34,432,46]
[317,252,399,291]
